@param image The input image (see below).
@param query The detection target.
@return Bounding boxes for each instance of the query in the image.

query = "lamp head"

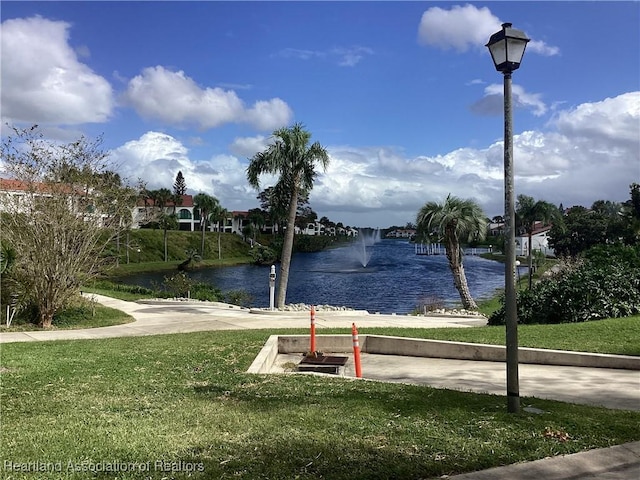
[486,23,530,74]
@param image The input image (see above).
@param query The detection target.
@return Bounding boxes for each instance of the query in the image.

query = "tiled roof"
[136,194,194,208]
[0,177,79,194]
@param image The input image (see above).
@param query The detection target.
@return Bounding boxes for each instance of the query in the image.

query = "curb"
[248,334,640,374]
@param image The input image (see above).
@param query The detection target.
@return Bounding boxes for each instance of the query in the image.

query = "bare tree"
[0,126,136,328]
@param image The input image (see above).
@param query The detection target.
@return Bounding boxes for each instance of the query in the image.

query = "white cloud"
[108,92,639,228]
[278,48,323,61]
[552,92,640,147]
[417,4,559,57]
[495,84,546,116]
[0,16,113,125]
[229,135,270,158]
[109,132,210,193]
[470,83,547,116]
[245,99,293,131]
[312,92,638,225]
[418,4,501,52]
[527,40,560,57]
[109,131,259,211]
[331,46,374,67]
[123,66,293,131]
[276,45,373,66]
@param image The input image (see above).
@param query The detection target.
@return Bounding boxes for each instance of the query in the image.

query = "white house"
[385,229,416,239]
[516,225,555,257]
[133,194,200,231]
[298,222,325,236]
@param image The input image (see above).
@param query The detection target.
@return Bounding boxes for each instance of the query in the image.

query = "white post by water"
[269,265,276,310]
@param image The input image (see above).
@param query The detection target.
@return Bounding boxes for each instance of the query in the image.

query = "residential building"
[385,229,416,238]
[516,225,555,257]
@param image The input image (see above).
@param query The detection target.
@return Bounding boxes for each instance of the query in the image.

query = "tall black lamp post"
[486,22,530,414]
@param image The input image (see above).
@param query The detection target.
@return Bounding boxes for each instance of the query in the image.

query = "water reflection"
[117,240,506,314]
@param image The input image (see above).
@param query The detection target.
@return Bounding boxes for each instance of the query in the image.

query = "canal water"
[117,239,506,314]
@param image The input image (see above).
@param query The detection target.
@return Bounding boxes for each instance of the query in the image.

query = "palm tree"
[211,205,228,260]
[151,188,176,262]
[247,123,329,308]
[0,242,16,275]
[516,195,562,289]
[158,212,178,262]
[193,193,220,258]
[416,195,487,310]
[248,208,266,243]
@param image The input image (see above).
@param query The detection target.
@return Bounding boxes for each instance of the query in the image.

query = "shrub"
[249,245,278,265]
[190,283,223,302]
[161,272,194,298]
[416,295,445,314]
[89,280,155,296]
[489,244,640,325]
[225,290,253,307]
[294,235,335,252]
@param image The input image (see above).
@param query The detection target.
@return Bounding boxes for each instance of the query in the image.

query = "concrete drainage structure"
[247,334,640,375]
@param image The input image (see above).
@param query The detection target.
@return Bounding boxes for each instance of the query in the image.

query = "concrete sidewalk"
[0,294,486,343]
[1,295,638,479]
[445,441,640,479]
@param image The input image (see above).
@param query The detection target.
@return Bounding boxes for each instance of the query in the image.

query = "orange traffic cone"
[352,323,362,378]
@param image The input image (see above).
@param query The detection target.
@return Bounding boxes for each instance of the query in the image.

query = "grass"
[110,256,253,277]
[1,330,638,480]
[0,304,134,332]
[106,229,253,277]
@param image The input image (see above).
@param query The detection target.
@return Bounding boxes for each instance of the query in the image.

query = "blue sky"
[1,1,639,228]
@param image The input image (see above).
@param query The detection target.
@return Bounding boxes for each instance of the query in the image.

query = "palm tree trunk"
[451,261,478,310]
[200,221,206,258]
[527,231,533,290]
[126,231,130,264]
[38,300,55,328]
[276,188,299,308]
[164,228,168,262]
[218,231,221,260]
[115,232,120,267]
[445,236,478,310]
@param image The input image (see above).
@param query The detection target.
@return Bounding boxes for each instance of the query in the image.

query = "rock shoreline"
[140,298,486,317]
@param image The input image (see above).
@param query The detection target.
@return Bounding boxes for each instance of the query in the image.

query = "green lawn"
[0,304,134,332]
[1,329,638,480]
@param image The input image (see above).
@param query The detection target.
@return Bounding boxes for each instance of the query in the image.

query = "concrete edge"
[246,335,280,374]
[364,335,640,370]
[248,309,370,316]
[247,334,640,374]
[136,299,249,310]
[447,441,640,479]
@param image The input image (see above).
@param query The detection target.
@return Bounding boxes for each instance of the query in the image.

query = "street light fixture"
[486,22,530,414]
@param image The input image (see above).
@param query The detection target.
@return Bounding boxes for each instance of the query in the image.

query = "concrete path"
[0,294,486,343]
[445,441,640,480]
[273,351,640,411]
[1,295,638,479]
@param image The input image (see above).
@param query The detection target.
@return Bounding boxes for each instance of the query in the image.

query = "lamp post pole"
[503,69,520,413]
[486,22,530,414]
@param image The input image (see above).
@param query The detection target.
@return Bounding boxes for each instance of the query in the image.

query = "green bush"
[249,244,278,265]
[161,272,194,297]
[294,234,336,252]
[190,282,223,302]
[225,290,253,307]
[89,280,155,296]
[489,244,640,325]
